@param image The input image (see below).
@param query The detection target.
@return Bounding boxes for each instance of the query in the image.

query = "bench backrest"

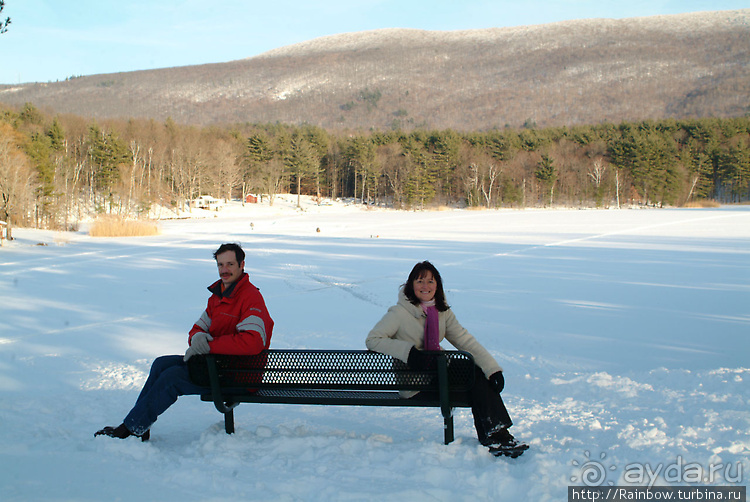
[187,349,475,392]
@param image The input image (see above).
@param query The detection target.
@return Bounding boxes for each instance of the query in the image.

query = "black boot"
[95,423,150,442]
[485,428,528,458]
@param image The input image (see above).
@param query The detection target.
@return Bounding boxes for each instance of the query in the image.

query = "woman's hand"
[407,347,434,370]
[489,371,505,394]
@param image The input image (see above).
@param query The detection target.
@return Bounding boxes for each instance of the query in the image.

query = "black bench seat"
[187,349,476,444]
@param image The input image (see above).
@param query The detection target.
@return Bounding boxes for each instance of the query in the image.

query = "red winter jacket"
[188,273,274,355]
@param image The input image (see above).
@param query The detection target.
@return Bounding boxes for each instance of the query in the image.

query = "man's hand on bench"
[184,332,213,361]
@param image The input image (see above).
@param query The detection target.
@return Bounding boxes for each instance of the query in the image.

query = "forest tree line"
[1,102,749,233]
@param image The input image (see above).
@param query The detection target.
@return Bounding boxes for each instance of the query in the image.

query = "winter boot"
[95,423,150,442]
[485,428,528,458]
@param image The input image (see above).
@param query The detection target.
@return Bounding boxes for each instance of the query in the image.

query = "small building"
[193,196,223,211]
[245,194,258,203]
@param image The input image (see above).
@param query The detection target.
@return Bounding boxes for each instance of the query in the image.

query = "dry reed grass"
[89,216,160,237]
[683,200,721,208]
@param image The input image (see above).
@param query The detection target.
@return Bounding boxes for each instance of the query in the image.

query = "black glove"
[407,347,434,370]
[489,371,505,394]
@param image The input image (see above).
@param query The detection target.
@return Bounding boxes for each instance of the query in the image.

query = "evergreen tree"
[401,135,434,208]
[486,130,520,161]
[246,131,275,165]
[245,130,287,206]
[535,154,557,205]
[345,136,377,203]
[609,122,679,205]
[286,133,318,207]
[425,130,461,202]
[87,123,128,210]
[47,118,66,152]
[300,125,330,202]
[720,141,750,203]
[18,103,44,126]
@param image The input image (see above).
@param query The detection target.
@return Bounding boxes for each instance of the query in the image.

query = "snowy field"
[1,198,748,501]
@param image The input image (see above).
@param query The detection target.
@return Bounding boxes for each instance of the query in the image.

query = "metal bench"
[187,349,475,444]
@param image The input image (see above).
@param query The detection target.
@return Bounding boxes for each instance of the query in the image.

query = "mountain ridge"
[1,9,748,130]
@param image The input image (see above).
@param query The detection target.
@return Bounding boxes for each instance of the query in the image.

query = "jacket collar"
[397,288,425,319]
[208,272,248,299]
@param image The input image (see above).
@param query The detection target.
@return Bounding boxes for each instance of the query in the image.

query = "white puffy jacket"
[366,289,502,396]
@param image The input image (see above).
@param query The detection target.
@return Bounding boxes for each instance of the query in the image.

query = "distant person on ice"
[95,243,274,441]
[365,261,528,457]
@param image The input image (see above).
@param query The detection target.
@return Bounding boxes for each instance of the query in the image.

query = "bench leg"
[436,354,456,445]
[224,408,235,434]
[444,415,455,445]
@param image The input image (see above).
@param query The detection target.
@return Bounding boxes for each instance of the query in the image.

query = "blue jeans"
[123,355,207,435]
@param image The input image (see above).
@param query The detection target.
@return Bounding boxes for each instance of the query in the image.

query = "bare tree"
[588,158,606,187]
[588,158,607,207]
[0,0,10,35]
[126,140,143,214]
[480,162,500,208]
[685,174,700,205]
[254,158,286,206]
[0,123,34,238]
[223,139,244,202]
[377,142,407,208]
[615,168,622,209]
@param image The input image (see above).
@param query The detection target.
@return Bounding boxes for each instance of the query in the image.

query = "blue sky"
[0,0,747,84]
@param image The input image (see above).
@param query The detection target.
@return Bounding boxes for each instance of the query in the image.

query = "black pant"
[410,363,512,444]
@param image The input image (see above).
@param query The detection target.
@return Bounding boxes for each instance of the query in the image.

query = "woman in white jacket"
[366,261,528,457]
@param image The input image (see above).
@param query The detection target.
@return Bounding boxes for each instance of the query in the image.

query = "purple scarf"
[421,301,440,351]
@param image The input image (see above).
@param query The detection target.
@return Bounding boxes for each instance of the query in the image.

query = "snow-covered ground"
[1,198,748,501]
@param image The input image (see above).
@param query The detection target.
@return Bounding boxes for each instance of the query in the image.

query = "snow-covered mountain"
[1,10,748,130]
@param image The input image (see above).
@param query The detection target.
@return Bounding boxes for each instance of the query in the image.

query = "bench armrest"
[205,355,238,414]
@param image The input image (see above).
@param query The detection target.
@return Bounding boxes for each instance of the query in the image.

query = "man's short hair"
[213,243,245,264]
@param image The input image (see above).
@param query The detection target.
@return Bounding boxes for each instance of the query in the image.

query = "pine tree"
[47,118,66,152]
[87,123,128,212]
[286,133,318,207]
[535,154,557,205]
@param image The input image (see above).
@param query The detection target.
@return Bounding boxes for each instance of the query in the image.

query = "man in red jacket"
[95,243,274,441]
